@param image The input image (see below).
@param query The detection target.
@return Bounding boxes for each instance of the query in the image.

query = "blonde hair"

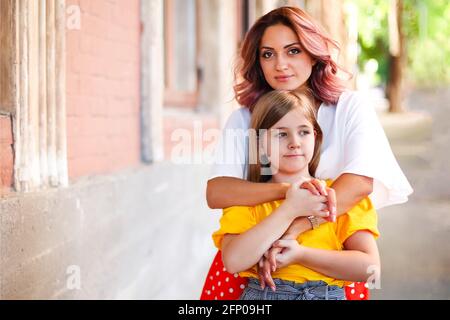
[248,88,322,182]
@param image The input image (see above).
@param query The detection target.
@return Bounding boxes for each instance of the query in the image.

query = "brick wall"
[0,115,13,193]
[66,0,141,179]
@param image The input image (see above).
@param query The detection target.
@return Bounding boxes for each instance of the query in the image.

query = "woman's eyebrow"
[260,42,301,50]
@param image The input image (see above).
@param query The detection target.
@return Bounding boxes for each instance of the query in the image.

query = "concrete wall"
[66,0,141,179]
[0,162,217,299]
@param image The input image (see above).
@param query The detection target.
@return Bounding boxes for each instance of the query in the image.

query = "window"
[163,0,199,108]
[0,0,16,114]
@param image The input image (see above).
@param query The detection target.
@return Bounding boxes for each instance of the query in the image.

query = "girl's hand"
[257,257,276,292]
[266,246,283,273]
[271,239,304,269]
[282,180,330,219]
[300,179,337,223]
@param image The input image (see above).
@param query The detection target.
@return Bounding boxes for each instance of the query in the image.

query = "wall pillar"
[140,0,164,163]
[12,0,68,192]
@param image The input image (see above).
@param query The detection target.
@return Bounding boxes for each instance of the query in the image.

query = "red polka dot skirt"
[200,251,369,300]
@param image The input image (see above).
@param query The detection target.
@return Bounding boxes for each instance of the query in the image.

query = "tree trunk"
[386,0,405,113]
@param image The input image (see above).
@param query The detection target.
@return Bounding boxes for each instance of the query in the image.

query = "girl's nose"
[288,137,301,149]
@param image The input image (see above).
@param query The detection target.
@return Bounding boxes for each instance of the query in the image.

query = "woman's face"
[259,24,315,91]
[261,108,316,177]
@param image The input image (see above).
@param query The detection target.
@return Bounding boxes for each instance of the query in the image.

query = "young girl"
[212,90,380,300]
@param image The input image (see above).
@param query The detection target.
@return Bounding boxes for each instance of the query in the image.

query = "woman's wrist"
[275,182,291,199]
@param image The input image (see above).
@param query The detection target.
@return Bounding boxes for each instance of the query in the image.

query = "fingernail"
[271,286,276,292]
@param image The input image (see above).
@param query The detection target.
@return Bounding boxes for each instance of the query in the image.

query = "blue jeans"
[239,278,346,300]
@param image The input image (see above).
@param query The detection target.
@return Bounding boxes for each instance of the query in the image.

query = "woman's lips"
[275,75,294,82]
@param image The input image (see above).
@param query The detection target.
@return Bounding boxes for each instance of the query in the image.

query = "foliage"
[346,0,450,87]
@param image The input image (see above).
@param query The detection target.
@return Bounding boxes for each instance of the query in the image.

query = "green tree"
[348,0,450,87]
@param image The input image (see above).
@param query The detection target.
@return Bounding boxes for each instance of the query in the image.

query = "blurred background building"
[0,0,448,299]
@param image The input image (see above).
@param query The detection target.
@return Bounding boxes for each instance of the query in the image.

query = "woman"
[201,6,412,300]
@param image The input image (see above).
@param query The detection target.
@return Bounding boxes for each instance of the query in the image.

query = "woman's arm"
[206,177,290,209]
[273,231,380,283]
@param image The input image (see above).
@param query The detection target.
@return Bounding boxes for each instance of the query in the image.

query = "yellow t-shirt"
[212,180,379,287]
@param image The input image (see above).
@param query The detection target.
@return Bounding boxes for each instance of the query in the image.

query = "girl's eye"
[299,130,310,136]
[277,132,287,138]
[288,48,301,55]
[261,51,273,59]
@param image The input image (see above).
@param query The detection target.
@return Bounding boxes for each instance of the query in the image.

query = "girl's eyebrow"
[260,42,301,50]
[274,125,310,129]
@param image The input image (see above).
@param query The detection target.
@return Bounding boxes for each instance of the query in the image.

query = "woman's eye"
[288,48,301,55]
[277,132,287,138]
[261,51,273,59]
[299,130,310,136]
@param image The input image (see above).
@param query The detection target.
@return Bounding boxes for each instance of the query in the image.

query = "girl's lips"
[284,154,304,158]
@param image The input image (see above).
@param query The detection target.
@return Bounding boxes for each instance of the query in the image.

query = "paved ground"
[372,88,450,299]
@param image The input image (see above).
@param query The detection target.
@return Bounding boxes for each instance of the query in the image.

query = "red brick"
[0,116,13,144]
[66,0,141,180]
[0,144,14,188]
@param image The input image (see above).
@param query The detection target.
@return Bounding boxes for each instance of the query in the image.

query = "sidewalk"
[371,88,450,299]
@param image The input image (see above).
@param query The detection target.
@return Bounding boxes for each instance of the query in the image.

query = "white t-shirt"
[209,91,413,210]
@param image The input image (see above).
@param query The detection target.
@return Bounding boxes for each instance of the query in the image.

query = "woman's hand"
[281,180,331,220]
[300,179,337,222]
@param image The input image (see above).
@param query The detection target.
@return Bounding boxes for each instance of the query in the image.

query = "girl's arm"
[206,177,290,209]
[221,184,330,274]
[274,231,380,283]
[221,205,294,274]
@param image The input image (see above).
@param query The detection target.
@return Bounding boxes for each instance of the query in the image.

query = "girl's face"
[262,108,316,178]
[259,24,315,91]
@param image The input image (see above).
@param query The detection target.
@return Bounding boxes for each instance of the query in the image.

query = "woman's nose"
[275,56,288,71]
